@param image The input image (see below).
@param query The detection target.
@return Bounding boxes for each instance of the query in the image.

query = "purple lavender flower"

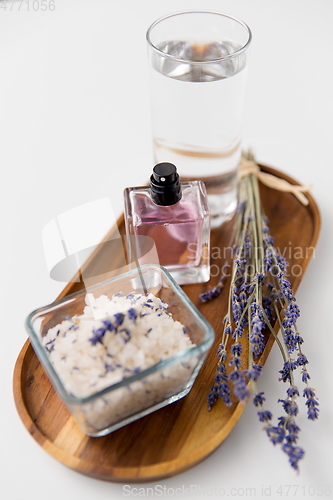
[217,343,227,360]
[208,360,232,410]
[303,387,319,420]
[253,391,265,407]
[231,343,242,357]
[278,360,298,383]
[297,353,309,366]
[287,303,300,324]
[128,308,137,322]
[224,323,233,336]
[282,443,304,472]
[45,343,55,353]
[295,334,304,345]
[234,325,246,339]
[282,326,298,353]
[307,407,320,420]
[248,363,262,381]
[278,398,299,417]
[199,277,225,302]
[285,432,299,445]
[258,410,273,422]
[266,425,285,445]
[262,295,274,323]
[278,273,296,302]
[103,320,116,332]
[104,362,116,373]
[119,328,131,343]
[229,370,250,403]
[254,272,265,285]
[114,312,124,325]
[231,293,242,325]
[229,356,242,370]
[89,327,106,346]
[207,385,219,410]
[249,311,265,357]
[287,386,299,398]
[285,418,300,435]
[301,370,311,383]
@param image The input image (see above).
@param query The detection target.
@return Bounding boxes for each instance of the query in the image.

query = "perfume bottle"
[124,162,210,285]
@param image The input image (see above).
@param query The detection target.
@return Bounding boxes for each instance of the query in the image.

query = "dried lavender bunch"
[202,155,319,472]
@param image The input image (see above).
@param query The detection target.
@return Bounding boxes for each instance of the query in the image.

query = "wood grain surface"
[13,165,321,482]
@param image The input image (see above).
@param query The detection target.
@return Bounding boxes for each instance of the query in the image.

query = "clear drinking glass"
[146,11,252,228]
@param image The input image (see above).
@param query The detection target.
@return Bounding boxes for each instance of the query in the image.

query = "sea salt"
[41,291,196,434]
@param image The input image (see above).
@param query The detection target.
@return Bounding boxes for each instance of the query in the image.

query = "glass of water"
[146,11,252,228]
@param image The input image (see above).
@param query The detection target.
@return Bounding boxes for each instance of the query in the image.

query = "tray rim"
[13,164,321,482]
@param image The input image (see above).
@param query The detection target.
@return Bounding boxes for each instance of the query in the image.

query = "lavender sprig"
[203,153,319,471]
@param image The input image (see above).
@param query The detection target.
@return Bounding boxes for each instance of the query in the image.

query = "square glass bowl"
[25,264,214,437]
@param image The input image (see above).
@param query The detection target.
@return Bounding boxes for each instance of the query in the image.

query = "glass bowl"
[25,264,214,437]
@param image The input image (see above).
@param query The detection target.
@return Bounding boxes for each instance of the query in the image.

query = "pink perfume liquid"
[132,189,203,269]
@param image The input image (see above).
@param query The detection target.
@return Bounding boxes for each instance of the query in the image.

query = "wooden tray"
[13,165,320,482]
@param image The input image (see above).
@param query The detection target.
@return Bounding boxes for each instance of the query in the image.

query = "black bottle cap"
[149,163,182,206]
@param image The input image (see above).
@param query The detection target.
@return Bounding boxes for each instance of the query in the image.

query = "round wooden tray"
[13,165,320,482]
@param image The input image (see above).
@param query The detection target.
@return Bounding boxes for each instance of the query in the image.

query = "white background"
[1,0,333,499]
